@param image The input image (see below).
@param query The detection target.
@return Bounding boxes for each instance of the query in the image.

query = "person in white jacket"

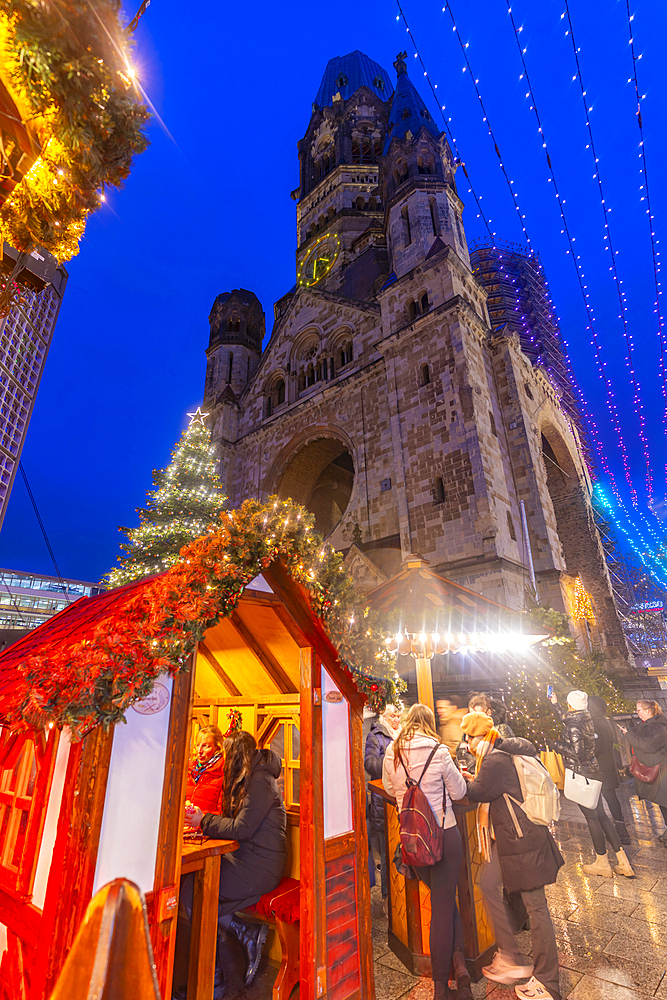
[383,703,467,1000]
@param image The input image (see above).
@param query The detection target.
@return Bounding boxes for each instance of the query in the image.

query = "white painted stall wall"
[32,728,72,909]
[93,678,173,895]
[321,667,353,838]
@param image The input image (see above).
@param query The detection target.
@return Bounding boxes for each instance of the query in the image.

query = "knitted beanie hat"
[460,711,495,738]
[567,690,588,711]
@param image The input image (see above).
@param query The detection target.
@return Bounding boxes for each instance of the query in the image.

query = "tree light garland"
[5,498,405,737]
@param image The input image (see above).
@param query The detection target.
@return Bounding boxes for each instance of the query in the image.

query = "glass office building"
[0,567,103,632]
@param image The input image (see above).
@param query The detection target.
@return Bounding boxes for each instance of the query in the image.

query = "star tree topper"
[187,407,210,426]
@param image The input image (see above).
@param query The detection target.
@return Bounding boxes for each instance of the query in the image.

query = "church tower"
[204,289,264,405]
[203,50,631,668]
[294,51,393,301]
[380,51,467,279]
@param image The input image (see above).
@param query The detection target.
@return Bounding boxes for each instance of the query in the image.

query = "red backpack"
[397,745,445,867]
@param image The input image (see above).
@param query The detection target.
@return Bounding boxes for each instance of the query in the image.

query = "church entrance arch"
[272,435,355,536]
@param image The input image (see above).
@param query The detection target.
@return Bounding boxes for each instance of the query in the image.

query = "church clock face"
[298,232,341,287]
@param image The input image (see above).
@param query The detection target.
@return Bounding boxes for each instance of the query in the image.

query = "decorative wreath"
[5,498,404,738]
[0,0,149,261]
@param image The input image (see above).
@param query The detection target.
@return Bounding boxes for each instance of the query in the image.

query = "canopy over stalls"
[366,555,549,707]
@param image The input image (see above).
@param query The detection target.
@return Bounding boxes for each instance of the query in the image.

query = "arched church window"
[276,379,286,405]
[329,357,335,379]
[361,139,372,163]
[420,292,430,314]
[397,161,409,184]
[373,75,385,91]
[266,396,273,417]
[420,363,430,386]
[401,205,412,247]
[368,197,377,211]
[235,320,240,332]
[433,477,446,504]
[407,300,418,322]
[356,195,365,211]
[340,342,353,367]
[228,352,233,383]
[306,363,315,387]
[316,360,322,381]
[227,318,233,332]
[352,139,360,164]
[401,108,410,120]
[298,372,306,393]
[336,73,348,88]
[420,109,432,121]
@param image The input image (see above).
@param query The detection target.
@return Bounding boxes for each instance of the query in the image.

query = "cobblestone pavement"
[372,783,667,1000]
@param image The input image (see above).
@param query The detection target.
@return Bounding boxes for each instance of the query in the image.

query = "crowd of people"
[170,690,667,1000]
[365,689,667,1000]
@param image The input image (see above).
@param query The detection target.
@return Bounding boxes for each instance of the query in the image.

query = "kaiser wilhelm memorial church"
[201,51,629,667]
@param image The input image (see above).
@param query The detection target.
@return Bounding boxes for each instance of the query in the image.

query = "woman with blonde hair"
[184,724,225,813]
[383,704,467,1000]
[619,700,667,843]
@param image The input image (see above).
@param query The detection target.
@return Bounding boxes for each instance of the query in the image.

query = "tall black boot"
[214,933,226,999]
[615,820,631,845]
[228,915,268,986]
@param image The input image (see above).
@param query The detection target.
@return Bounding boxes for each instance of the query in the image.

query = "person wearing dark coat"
[364,704,401,900]
[549,690,634,878]
[619,700,667,845]
[461,711,564,1000]
[587,696,630,844]
[175,732,287,999]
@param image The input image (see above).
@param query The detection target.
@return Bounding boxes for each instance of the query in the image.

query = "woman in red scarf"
[185,724,225,814]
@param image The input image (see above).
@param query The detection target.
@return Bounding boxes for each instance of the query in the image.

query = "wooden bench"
[242,816,300,1000]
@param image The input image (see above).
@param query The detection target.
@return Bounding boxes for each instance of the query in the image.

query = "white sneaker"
[515,977,555,999]
[482,951,533,984]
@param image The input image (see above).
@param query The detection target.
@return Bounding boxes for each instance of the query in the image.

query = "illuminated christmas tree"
[106,409,227,587]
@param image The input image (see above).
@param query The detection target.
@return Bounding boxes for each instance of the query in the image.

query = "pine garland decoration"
[6,497,405,737]
[0,0,149,261]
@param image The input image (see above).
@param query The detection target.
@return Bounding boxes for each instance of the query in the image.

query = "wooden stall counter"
[369,780,495,982]
[179,838,239,1000]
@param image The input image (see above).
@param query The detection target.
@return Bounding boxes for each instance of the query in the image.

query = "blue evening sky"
[1,0,665,583]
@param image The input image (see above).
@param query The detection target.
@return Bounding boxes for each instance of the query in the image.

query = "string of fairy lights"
[394,0,494,237]
[624,0,666,453]
[392,0,667,573]
[503,0,641,508]
[594,485,667,593]
[561,0,653,506]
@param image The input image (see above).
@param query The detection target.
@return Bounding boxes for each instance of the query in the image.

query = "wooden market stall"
[365,555,549,980]
[0,555,374,1000]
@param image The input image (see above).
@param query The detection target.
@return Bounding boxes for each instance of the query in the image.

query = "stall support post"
[300,647,327,1000]
[415,657,435,714]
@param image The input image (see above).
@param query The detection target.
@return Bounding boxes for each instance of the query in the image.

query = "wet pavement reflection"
[373,784,667,999]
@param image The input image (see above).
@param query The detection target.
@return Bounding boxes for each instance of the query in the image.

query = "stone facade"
[203,51,631,669]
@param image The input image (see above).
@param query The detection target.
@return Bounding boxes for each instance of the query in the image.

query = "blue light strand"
[505,0,638,508]
[562,0,653,506]
[595,485,667,591]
